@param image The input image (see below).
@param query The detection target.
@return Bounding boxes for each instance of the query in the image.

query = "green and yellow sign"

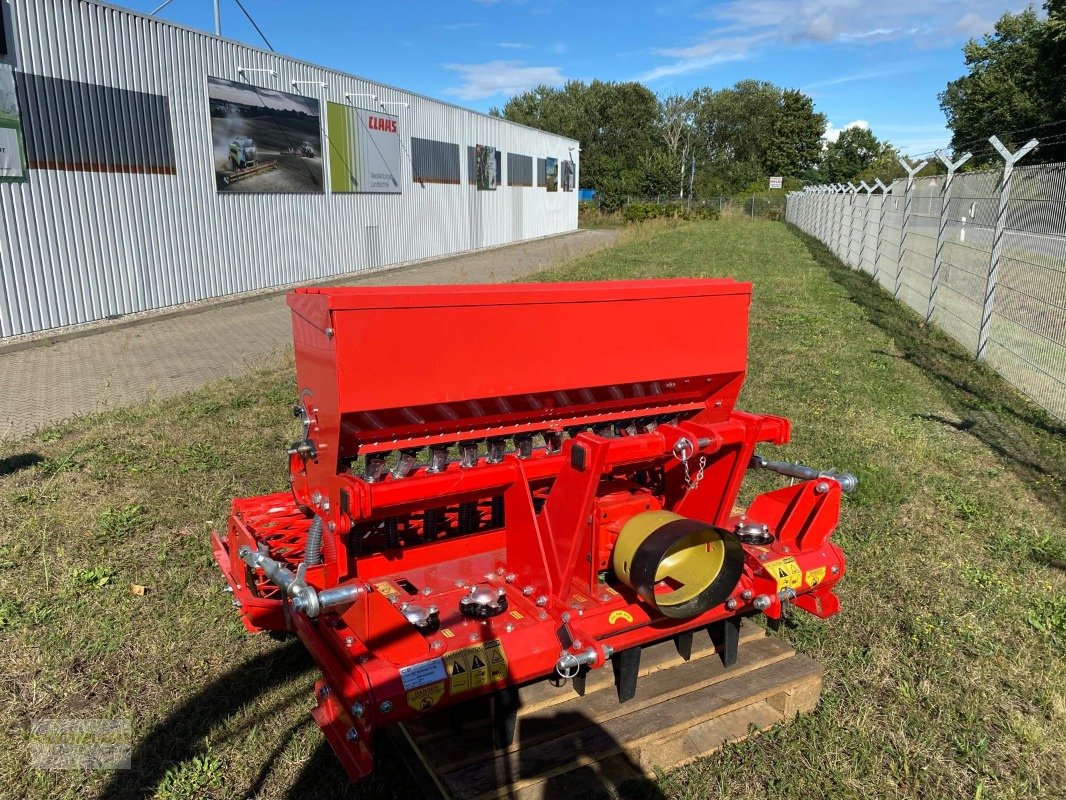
[327,102,401,194]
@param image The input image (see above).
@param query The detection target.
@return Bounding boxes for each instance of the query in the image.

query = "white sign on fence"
[768,176,783,189]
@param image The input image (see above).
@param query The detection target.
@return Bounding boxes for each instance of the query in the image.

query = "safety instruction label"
[443,638,509,694]
[765,556,803,591]
[805,566,827,589]
[407,682,445,712]
[373,581,398,603]
[399,657,447,691]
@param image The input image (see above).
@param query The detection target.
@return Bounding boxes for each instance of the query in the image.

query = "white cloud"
[444,61,566,100]
[951,12,995,38]
[639,32,766,80]
[443,22,481,31]
[823,119,868,143]
[643,0,1031,82]
[497,42,532,49]
[802,64,921,90]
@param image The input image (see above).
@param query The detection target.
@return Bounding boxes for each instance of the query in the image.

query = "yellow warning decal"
[486,639,509,683]
[608,610,634,625]
[441,628,454,639]
[765,556,803,591]
[407,682,445,712]
[509,610,524,620]
[443,638,509,694]
[373,582,398,603]
[805,566,827,589]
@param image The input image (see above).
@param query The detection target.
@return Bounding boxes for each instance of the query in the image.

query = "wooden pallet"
[390,620,822,800]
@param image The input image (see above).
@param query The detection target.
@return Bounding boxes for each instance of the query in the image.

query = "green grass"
[1,219,1064,799]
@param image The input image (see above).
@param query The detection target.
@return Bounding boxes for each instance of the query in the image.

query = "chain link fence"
[787,159,1066,422]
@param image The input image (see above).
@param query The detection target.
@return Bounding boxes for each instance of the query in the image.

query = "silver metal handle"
[750,454,858,493]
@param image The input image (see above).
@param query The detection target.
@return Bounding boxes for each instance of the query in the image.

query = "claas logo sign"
[367,116,397,133]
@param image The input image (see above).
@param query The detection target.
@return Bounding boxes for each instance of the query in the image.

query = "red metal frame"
[214,280,847,782]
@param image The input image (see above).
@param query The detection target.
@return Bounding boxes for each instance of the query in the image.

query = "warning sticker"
[486,640,509,683]
[399,658,447,691]
[407,682,445,712]
[805,566,827,589]
[373,582,398,603]
[765,556,803,591]
[443,638,509,694]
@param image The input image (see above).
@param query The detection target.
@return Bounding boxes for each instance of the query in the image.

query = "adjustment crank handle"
[749,454,858,493]
[237,544,360,617]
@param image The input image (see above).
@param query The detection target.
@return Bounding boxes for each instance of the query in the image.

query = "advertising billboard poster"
[326,103,401,193]
[561,159,575,192]
[545,156,558,192]
[207,76,323,193]
[475,144,497,191]
[0,64,27,183]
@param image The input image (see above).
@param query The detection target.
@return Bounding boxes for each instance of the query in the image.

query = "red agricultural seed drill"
[213,279,854,781]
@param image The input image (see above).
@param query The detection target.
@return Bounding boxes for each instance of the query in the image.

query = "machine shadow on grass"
[790,226,1066,525]
[97,641,316,800]
[96,639,664,800]
[0,452,42,475]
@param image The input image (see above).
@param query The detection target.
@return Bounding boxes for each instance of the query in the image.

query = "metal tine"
[514,434,535,459]
[486,437,507,464]
[425,445,449,474]
[543,430,563,454]
[365,453,389,483]
[390,448,421,479]
[460,440,482,469]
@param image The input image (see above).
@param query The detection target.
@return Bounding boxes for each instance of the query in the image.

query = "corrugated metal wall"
[0,0,579,338]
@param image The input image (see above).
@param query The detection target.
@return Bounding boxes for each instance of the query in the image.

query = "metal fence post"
[871,179,890,284]
[845,182,858,267]
[858,181,873,271]
[822,185,832,244]
[840,184,852,261]
[976,135,1039,361]
[814,187,825,240]
[926,149,973,321]
[894,157,929,299]
[830,185,842,256]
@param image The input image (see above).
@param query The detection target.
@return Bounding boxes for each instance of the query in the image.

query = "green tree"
[691,80,826,195]
[495,78,825,203]
[495,80,661,206]
[939,3,1066,164]
[658,93,696,199]
[851,143,906,186]
[819,127,884,184]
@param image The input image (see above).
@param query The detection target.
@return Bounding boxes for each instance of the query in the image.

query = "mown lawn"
[2,219,1063,800]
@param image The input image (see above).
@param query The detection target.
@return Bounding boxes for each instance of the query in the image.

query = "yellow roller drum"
[612,511,744,618]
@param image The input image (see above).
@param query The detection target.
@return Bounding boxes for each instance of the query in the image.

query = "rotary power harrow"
[212,279,854,782]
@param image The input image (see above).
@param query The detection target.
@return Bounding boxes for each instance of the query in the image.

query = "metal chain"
[682,454,707,490]
[674,438,706,491]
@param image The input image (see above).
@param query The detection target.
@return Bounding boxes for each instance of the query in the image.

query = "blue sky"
[129,0,1033,156]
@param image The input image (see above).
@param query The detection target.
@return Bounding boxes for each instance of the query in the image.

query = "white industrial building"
[0,0,579,338]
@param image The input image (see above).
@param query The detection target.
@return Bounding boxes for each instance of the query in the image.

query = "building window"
[411,137,461,185]
[508,152,533,187]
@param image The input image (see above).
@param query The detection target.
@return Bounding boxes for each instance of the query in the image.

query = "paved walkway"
[1,229,620,439]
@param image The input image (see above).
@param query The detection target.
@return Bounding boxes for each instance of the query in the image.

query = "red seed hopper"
[212,279,853,781]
